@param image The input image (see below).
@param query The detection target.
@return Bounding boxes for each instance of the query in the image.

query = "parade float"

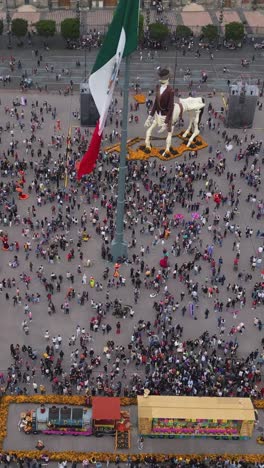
[137,396,255,440]
[19,404,93,436]
[19,397,130,447]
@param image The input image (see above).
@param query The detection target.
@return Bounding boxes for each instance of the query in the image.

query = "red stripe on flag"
[77,122,102,179]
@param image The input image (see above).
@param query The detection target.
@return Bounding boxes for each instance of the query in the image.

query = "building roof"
[137,396,255,421]
[92,397,120,420]
[182,3,205,12]
[216,10,241,26]
[244,11,264,28]
[181,11,212,27]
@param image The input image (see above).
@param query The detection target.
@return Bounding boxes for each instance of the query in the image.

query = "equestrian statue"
[144,67,205,156]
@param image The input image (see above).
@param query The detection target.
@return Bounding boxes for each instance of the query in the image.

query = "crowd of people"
[0,75,263,465]
[66,31,104,51]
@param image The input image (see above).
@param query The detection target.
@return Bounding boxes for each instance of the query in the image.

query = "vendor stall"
[137,396,255,439]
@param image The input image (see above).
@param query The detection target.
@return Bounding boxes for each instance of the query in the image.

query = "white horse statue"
[144,96,205,156]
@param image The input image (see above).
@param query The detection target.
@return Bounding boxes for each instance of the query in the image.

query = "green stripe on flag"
[123,0,139,57]
[91,0,139,74]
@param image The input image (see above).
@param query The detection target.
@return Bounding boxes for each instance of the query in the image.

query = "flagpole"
[110,55,130,262]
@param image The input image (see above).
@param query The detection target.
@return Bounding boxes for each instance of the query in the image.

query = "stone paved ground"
[0,89,263,372]
[0,42,263,92]
[0,87,263,460]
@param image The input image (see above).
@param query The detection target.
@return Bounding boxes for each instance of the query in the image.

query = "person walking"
[32,382,38,393]
[116,321,121,335]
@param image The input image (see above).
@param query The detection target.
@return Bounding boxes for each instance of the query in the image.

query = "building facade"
[2,0,263,10]
[2,0,117,8]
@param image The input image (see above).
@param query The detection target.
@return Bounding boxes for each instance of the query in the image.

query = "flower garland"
[4,452,264,464]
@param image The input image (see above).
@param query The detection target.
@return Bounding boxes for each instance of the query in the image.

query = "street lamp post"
[218,0,224,46]
[6,0,11,49]
[172,46,177,90]
[146,7,150,28]
[77,0,87,81]
[76,0,81,23]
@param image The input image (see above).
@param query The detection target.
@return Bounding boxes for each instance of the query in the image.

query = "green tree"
[176,25,192,39]
[35,20,56,38]
[201,24,218,43]
[138,13,144,44]
[0,19,3,36]
[225,22,244,42]
[149,22,169,42]
[11,18,28,37]
[61,18,80,40]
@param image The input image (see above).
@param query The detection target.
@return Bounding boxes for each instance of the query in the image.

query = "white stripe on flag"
[89,28,126,135]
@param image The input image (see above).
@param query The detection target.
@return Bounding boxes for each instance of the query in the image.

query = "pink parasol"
[174,213,185,220]
[191,212,200,219]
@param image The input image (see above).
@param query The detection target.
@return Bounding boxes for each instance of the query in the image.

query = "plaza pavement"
[0,84,263,458]
[0,42,263,93]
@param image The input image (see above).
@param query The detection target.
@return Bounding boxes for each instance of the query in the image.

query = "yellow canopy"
[137,396,255,421]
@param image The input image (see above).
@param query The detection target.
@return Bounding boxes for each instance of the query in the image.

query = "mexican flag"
[77,0,139,179]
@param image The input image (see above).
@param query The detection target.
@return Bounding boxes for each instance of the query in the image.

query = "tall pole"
[110,56,130,262]
[76,0,80,23]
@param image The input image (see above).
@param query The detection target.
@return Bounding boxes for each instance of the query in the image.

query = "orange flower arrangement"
[127,134,208,162]
[134,94,146,104]
[254,400,264,409]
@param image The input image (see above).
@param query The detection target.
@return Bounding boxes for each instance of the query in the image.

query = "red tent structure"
[92,397,120,422]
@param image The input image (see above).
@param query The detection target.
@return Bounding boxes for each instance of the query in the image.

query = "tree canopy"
[175,25,192,39]
[61,18,80,40]
[35,20,56,37]
[149,22,169,42]
[11,18,28,37]
[201,24,218,43]
[225,22,244,42]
